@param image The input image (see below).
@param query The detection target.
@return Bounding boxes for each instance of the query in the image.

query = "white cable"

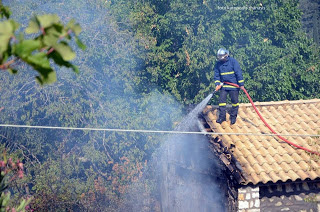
[0,124,319,137]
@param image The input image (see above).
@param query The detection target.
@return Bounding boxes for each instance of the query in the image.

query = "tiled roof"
[202,99,320,185]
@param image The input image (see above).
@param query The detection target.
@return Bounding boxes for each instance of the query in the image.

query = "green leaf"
[0,35,10,55]
[67,19,82,36]
[36,14,60,28]
[36,70,57,85]
[16,199,26,210]
[43,33,59,47]
[72,23,82,36]
[25,19,40,34]
[2,191,10,206]
[48,51,79,73]
[66,19,76,28]
[48,23,64,35]
[14,40,41,58]
[0,21,16,35]
[26,52,51,69]
[9,19,19,31]
[24,52,56,84]
[71,64,79,74]
[53,41,76,61]
[17,32,24,41]
[0,20,19,54]
[43,24,67,47]
[8,68,18,74]
[75,37,86,50]
[0,5,11,19]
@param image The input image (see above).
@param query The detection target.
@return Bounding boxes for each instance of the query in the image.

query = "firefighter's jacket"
[214,56,244,90]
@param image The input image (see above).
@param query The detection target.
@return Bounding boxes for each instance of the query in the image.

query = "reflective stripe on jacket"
[214,56,244,90]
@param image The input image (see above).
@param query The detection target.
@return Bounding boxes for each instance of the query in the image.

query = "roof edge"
[205,99,320,110]
[241,177,320,187]
[239,98,320,107]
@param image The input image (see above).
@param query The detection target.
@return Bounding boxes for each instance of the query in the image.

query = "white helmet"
[217,48,229,61]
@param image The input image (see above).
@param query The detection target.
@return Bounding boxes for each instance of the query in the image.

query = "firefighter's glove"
[215,84,222,91]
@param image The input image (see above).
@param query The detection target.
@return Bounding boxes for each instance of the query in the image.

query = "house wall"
[160,133,231,211]
[238,181,320,212]
[238,186,260,212]
[260,181,320,212]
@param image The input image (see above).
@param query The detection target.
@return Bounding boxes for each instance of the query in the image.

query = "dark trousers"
[218,89,239,120]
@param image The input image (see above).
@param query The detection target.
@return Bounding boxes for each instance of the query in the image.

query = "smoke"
[122,133,225,212]
[161,94,224,211]
[1,0,225,211]
[157,132,224,211]
[121,94,225,212]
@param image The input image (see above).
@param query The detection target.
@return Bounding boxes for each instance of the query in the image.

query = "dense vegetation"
[0,0,85,84]
[117,0,320,103]
[1,0,319,211]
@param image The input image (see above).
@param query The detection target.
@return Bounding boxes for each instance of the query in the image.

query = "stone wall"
[238,186,260,212]
[260,181,320,212]
[237,181,320,212]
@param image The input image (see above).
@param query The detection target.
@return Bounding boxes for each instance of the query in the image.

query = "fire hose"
[218,81,320,156]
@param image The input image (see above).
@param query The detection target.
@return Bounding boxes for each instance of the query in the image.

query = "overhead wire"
[0,124,319,137]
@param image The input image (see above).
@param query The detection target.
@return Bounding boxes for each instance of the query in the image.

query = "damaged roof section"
[201,99,320,185]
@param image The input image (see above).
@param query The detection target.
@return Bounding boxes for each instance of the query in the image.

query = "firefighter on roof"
[214,48,244,125]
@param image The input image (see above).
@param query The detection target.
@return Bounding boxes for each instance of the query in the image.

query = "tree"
[218,0,320,101]
[1,0,320,210]
[0,150,31,212]
[1,1,183,210]
[109,0,320,104]
[0,1,85,85]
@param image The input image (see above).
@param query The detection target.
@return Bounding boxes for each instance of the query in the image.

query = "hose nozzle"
[215,82,224,93]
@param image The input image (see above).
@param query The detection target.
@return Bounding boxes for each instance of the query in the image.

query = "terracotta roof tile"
[309,171,319,179]
[202,99,320,185]
[237,155,248,165]
[279,162,292,172]
[287,170,300,180]
[268,171,280,182]
[258,147,269,157]
[249,173,261,184]
[291,153,304,162]
[299,151,312,162]
[247,154,257,165]
[277,170,288,182]
[259,172,272,183]
[296,169,309,179]
[298,160,310,170]
[267,146,278,156]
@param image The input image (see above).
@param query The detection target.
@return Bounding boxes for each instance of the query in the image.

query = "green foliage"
[0,5,85,85]
[0,1,10,19]
[219,0,320,102]
[0,192,31,212]
[109,0,320,104]
[0,5,182,204]
[1,0,320,211]
[0,151,31,212]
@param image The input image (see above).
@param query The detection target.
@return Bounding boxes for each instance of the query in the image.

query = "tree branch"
[0,58,17,70]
